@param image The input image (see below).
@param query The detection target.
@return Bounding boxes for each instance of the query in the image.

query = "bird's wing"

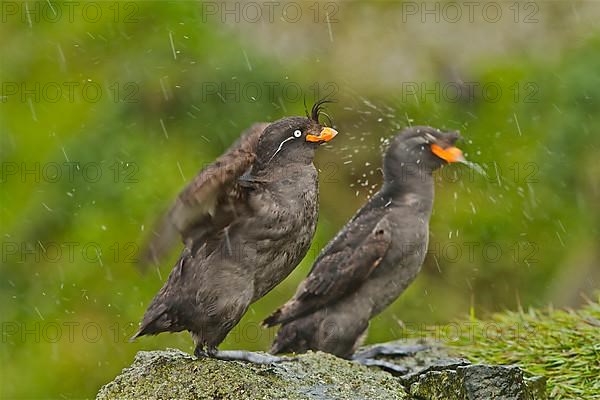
[139,122,269,267]
[264,214,392,326]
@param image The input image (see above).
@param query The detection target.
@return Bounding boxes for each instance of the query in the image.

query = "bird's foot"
[194,345,209,358]
[352,343,430,361]
[208,349,297,364]
[353,357,409,374]
[352,343,430,374]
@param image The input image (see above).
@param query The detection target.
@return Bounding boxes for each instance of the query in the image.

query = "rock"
[408,365,547,400]
[96,341,546,400]
[96,348,408,400]
[368,340,547,400]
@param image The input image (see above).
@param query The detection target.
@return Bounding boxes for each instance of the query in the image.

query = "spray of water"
[459,159,487,177]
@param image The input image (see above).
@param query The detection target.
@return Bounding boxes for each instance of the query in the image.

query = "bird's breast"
[247,164,319,299]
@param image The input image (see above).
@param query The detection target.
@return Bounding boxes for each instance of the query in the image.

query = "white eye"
[293,130,302,138]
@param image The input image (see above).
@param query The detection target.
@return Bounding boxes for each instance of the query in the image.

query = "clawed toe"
[354,357,409,374]
[210,350,297,364]
[353,343,429,360]
[194,346,208,358]
[352,343,430,374]
[193,344,296,364]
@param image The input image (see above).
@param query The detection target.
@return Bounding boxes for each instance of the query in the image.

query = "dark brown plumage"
[265,126,465,359]
[140,122,268,267]
[132,108,338,362]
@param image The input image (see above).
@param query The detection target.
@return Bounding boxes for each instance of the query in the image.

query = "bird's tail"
[137,212,180,272]
[269,318,316,355]
[269,323,298,355]
[263,300,306,327]
[129,319,158,342]
[129,327,147,342]
[262,309,283,327]
[129,303,169,342]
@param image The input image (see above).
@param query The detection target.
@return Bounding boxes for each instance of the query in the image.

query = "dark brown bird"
[131,102,338,363]
[264,126,465,360]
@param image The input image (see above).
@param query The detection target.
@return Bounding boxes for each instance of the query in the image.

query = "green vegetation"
[452,296,600,399]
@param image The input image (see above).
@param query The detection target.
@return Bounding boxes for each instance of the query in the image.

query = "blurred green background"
[1,1,599,398]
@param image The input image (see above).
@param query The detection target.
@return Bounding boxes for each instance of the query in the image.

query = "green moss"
[450,297,600,399]
[97,349,408,400]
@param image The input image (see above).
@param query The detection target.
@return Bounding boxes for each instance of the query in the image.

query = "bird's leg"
[194,344,208,358]
[206,346,296,364]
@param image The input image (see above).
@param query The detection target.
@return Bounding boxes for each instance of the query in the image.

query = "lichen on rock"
[96,348,408,400]
[405,364,546,400]
[96,341,546,400]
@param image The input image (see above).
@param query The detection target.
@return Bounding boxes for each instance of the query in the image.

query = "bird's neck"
[380,168,435,214]
[251,158,315,182]
[252,147,316,178]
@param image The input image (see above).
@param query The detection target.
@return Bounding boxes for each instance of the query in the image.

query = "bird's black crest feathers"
[310,98,335,124]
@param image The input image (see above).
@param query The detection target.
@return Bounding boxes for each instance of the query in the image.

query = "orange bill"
[431,143,465,163]
[306,127,338,143]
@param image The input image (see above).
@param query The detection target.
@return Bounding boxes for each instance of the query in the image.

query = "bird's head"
[255,100,338,166]
[384,126,465,178]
